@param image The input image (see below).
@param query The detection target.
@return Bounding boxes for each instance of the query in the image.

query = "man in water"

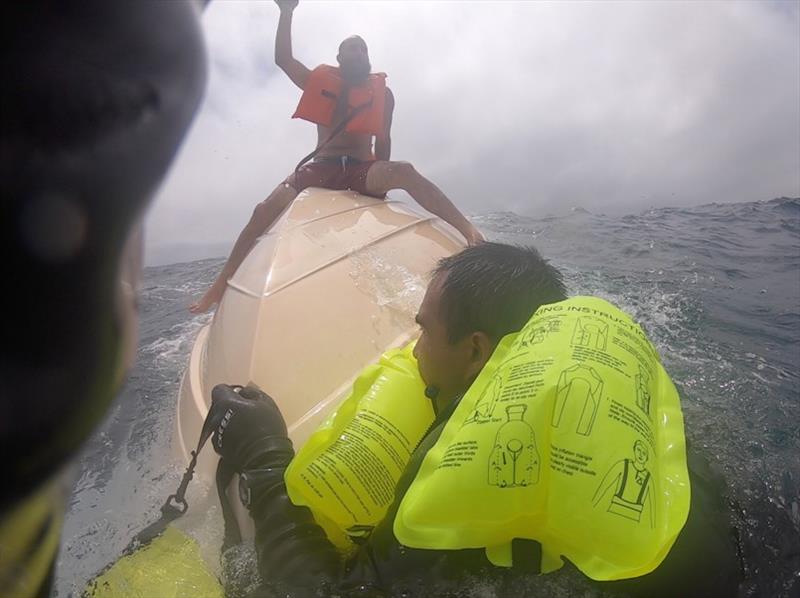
[213,242,743,597]
[189,0,484,313]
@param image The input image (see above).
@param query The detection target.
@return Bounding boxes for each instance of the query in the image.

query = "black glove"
[209,383,294,472]
[210,384,342,589]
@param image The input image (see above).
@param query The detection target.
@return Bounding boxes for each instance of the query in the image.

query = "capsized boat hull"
[175,188,465,481]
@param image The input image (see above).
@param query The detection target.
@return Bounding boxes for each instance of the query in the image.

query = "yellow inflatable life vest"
[393,296,690,581]
[285,343,434,547]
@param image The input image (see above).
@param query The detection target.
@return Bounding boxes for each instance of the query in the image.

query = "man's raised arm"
[275,0,310,90]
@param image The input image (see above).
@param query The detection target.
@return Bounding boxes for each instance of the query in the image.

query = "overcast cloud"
[145,0,800,265]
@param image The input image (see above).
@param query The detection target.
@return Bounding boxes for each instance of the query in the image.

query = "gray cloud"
[145,0,799,264]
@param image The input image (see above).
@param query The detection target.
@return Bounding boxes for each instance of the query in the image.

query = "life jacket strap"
[511,538,542,574]
[118,388,236,555]
[294,99,373,175]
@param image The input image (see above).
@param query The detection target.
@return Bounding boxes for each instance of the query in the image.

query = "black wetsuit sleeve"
[243,461,342,594]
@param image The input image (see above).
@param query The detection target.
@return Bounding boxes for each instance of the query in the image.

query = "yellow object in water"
[285,342,434,545]
[393,296,691,581]
[0,481,63,598]
[84,526,222,598]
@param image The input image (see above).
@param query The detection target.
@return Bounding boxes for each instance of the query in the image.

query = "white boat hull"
[175,188,465,486]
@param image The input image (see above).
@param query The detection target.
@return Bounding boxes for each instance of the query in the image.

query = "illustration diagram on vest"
[636,365,652,419]
[464,374,503,425]
[552,364,604,436]
[488,404,540,487]
[571,317,609,351]
[516,316,563,348]
[592,440,655,527]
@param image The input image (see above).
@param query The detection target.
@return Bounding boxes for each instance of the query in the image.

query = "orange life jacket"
[292,65,387,137]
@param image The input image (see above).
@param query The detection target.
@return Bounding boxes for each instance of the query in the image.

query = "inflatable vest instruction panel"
[286,343,434,546]
[394,297,690,581]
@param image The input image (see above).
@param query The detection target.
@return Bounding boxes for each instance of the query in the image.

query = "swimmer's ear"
[464,330,493,383]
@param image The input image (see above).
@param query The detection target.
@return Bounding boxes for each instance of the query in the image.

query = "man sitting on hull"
[212,242,743,597]
[190,0,484,313]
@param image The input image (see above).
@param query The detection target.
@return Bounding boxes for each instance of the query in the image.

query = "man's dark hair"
[338,35,367,54]
[433,242,567,343]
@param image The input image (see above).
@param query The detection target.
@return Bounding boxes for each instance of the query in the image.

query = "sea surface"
[54,197,800,596]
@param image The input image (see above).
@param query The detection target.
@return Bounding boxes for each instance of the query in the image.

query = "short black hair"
[433,242,568,343]
[338,35,367,54]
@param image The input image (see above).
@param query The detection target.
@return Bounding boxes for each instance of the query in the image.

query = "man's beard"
[340,60,371,84]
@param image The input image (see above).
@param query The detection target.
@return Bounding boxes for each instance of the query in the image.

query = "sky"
[145,0,800,266]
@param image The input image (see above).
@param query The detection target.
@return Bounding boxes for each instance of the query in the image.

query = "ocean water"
[54,197,800,596]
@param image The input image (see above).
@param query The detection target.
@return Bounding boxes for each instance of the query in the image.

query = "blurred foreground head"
[1,1,207,512]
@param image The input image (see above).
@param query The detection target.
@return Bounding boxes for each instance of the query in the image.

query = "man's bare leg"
[365,161,484,245]
[189,181,299,313]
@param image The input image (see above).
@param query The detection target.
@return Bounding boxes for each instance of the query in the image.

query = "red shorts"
[290,157,385,198]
